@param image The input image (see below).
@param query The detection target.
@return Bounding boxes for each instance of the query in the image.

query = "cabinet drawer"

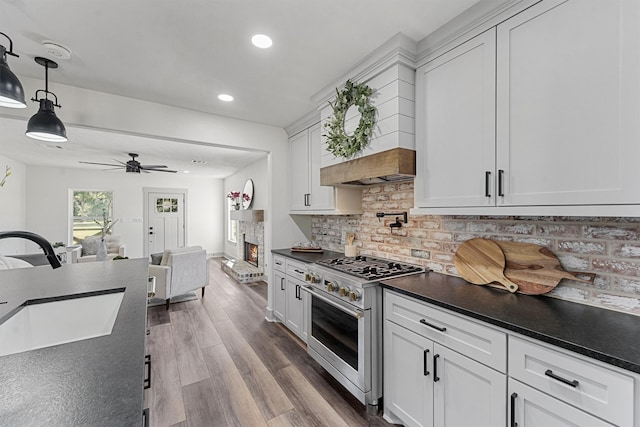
[286,259,307,281]
[384,290,506,372]
[509,336,634,426]
[273,255,286,273]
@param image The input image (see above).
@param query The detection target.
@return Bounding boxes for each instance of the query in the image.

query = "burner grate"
[316,255,424,280]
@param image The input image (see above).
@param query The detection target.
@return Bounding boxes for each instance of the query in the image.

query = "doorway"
[144,188,187,256]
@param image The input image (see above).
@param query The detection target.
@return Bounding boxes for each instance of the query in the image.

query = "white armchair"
[148,246,209,310]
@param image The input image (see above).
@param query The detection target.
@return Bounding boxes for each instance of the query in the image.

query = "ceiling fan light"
[26,99,67,142]
[0,45,27,108]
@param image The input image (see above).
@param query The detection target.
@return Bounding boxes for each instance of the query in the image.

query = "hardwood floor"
[144,258,394,427]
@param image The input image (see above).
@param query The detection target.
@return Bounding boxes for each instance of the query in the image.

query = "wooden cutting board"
[495,240,596,295]
[454,238,518,293]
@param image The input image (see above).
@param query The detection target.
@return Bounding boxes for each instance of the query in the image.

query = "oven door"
[302,286,370,401]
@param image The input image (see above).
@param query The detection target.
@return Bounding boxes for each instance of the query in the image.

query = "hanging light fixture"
[26,57,67,142]
[0,32,26,108]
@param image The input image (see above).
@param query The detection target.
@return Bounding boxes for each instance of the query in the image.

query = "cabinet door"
[509,379,614,427]
[496,0,640,206]
[415,28,496,208]
[285,277,305,340]
[273,271,286,321]
[289,130,310,211]
[433,344,506,427]
[384,320,433,427]
[308,123,335,210]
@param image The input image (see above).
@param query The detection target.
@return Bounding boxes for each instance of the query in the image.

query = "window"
[228,198,238,243]
[72,191,114,244]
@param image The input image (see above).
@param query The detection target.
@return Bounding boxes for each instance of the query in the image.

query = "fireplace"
[244,235,259,267]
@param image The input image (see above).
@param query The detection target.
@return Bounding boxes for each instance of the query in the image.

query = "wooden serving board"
[495,240,596,295]
[454,238,518,293]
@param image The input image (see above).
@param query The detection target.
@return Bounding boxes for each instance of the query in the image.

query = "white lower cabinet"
[508,379,613,427]
[509,335,633,427]
[383,290,639,427]
[384,290,506,427]
[284,276,306,341]
[271,254,308,343]
[273,270,286,321]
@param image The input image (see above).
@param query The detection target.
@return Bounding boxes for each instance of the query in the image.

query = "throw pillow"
[82,237,101,256]
[106,236,122,254]
[150,252,163,265]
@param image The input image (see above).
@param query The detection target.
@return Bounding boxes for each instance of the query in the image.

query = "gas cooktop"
[315,255,425,281]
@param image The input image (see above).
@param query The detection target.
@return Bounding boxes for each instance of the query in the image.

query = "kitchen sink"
[0,289,125,357]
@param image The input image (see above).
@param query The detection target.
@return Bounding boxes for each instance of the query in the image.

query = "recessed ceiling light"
[251,34,272,49]
[218,94,234,102]
[183,170,191,174]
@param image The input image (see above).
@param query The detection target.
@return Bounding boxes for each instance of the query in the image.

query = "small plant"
[94,209,118,238]
[113,256,129,260]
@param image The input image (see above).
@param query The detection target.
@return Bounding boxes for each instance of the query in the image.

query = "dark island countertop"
[0,258,149,427]
[272,248,344,264]
[381,272,640,375]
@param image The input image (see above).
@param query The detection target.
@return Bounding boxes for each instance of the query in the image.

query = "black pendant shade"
[26,98,67,142]
[26,57,67,142]
[0,33,26,109]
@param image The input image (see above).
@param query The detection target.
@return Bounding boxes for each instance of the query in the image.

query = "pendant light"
[0,32,26,108]
[26,57,67,142]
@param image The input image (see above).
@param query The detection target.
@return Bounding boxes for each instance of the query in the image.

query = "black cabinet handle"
[144,354,151,390]
[433,354,440,382]
[485,171,491,197]
[295,284,300,300]
[545,369,579,388]
[143,407,150,427]
[423,349,430,376]
[294,269,305,274]
[510,392,518,427]
[498,169,505,197]
[419,318,447,332]
[280,277,285,291]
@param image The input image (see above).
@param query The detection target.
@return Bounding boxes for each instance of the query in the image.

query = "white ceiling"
[0,0,480,177]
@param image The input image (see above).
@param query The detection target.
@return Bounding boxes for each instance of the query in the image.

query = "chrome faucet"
[0,231,62,269]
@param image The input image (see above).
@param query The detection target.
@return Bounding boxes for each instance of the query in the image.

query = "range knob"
[339,286,349,297]
[326,281,338,292]
[349,290,362,301]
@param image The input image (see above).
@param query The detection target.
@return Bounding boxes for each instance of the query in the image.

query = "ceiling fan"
[79,153,177,173]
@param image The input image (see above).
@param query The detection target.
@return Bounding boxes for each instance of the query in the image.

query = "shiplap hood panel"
[313,34,418,186]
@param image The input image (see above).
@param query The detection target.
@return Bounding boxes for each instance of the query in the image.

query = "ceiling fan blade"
[79,161,124,167]
[139,164,167,169]
[144,168,178,173]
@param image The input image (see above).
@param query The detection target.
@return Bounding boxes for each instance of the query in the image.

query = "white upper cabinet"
[289,123,362,214]
[414,0,640,215]
[496,0,640,207]
[415,28,496,208]
[289,123,335,212]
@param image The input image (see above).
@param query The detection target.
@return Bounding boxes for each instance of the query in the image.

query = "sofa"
[70,235,127,263]
[148,246,209,309]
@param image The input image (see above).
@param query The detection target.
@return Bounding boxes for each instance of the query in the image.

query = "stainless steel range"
[301,255,424,413]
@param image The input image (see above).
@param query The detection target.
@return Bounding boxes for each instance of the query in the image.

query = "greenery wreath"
[324,80,377,159]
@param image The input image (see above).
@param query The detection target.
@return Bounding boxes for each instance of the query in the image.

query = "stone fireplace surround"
[222,218,265,284]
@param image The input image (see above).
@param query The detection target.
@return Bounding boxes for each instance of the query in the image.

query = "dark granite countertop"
[0,258,149,426]
[381,272,640,375]
[272,248,345,264]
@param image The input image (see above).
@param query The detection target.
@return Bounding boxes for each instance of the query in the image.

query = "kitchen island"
[0,258,149,427]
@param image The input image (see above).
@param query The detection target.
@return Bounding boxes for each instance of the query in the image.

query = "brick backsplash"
[311,182,640,315]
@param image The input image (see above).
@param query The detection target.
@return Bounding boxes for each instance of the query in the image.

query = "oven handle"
[300,286,364,319]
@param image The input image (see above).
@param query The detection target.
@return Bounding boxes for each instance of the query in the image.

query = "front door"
[146,191,186,255]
